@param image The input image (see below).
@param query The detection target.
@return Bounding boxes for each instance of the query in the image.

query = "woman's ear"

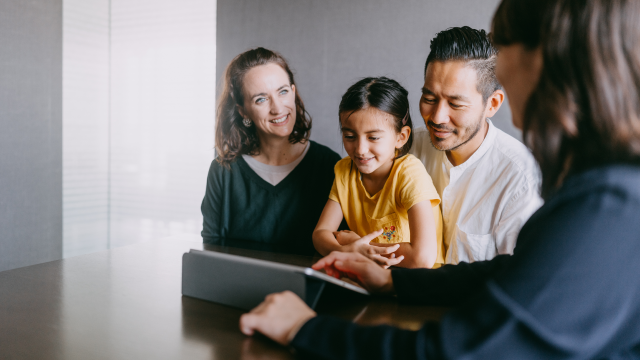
[396,126,412,148]
[291,84,296,94]
[236,104,247,120]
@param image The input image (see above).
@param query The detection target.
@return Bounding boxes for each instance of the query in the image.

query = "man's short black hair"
[425,26,501,103]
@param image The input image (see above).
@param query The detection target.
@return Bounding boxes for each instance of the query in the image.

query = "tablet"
[182,249,368,310]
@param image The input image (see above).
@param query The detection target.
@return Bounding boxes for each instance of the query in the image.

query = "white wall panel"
[109,0,216,247]
[63,0,110,258]
[63,0,216,256]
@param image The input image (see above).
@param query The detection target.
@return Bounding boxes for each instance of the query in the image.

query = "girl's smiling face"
[341,107,410,178]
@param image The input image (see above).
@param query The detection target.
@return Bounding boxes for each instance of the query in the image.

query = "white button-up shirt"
[411,120,543,264]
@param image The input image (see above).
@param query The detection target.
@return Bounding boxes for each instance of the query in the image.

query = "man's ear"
[396,126,412,149]
[485,89,505,118]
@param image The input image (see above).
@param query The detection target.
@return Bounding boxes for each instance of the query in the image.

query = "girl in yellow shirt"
[313,77,444,268]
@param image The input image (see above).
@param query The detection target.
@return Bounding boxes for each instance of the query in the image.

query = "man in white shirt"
[411,26,542,264]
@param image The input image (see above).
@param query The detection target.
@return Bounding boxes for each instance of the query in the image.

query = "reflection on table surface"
[0,239,449,360]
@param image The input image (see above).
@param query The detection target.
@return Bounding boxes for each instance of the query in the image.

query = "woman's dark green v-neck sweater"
[201,141,341,256]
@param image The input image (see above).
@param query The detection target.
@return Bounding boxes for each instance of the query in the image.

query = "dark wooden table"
[0,239,449,359]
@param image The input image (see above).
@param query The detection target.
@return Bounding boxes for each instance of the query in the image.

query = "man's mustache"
[427,121,457,133]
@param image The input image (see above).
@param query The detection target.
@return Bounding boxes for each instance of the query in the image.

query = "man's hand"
[312,252,395,294]
[342,229,404,267]
[239,291,316,346]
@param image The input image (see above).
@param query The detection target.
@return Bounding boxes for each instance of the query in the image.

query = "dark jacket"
[292,164,640,359]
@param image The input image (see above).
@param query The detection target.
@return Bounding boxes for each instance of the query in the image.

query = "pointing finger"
[360,229,384,243]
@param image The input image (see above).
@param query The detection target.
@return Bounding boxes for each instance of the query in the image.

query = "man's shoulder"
[411,127,432,153]
[488,127,540,185]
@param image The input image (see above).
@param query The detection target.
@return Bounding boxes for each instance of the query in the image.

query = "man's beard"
[428,114,485,152]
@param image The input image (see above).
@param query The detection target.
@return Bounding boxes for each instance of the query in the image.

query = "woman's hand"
[312,251,395,294]
[341,229,404,267]
[239,291,316,346]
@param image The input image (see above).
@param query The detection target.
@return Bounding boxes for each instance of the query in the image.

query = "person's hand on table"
[341,229,404,268]
[240,291,316,346]
[239,251,395,345]
[312,251,395,294]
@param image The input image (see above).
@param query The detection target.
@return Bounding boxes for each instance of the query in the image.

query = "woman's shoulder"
[208,157,246,178]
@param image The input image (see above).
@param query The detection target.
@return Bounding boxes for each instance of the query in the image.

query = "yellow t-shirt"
[329,154,445,266]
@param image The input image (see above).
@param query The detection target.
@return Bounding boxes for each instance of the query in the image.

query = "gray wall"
[217,0,520,156]
[0,0,62,271]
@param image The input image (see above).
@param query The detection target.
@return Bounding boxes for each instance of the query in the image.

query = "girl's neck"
[360,158,395,196]
[252,135,307,166]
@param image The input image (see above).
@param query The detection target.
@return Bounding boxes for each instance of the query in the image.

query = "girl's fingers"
[370,253,404,267]
[369,243,400,255]
[370,254,394,266]
[387,255,404,266]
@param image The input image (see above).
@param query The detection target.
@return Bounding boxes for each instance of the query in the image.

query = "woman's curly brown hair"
[215,48,312,165]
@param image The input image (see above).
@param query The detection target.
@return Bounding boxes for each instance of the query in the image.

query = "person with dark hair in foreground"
[411,26,542,265]
[201,48,340,255]
[239,0,640,358]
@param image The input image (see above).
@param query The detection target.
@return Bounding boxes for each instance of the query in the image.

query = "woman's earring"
[242,118,252,127]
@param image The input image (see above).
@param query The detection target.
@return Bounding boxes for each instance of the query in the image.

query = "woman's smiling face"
[341,107,409,178]
[239,63,297,140]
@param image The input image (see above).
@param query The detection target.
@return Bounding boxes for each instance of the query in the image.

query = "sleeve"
[328,179,339,203]
[289,256,512,359]
[291,316,443,360]
[329,157,349,204]
[392,254,511,306]
[290,278,602,360]
[397,157,440,211]
[200,160,224,244]
[493,181,543,255]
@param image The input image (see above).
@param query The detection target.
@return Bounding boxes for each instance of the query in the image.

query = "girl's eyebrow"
[341,127,384,134]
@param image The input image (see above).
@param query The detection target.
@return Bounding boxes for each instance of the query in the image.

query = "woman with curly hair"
[201,48,340,255]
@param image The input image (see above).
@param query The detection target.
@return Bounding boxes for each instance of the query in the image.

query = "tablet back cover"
[182,250,308,310]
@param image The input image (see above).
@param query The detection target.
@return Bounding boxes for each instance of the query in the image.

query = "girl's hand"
[312,251,395,294]
[342,229,404,267]
[333,230,361,245]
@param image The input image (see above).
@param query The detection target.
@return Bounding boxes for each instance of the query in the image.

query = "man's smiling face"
[419,60,487,152]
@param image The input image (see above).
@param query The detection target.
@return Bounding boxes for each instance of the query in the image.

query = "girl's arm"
[312,200,402,267]
[387,200,438,268]
[312,200,345,254]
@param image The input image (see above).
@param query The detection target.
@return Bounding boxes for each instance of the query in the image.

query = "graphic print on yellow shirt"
[329,154,445,265]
